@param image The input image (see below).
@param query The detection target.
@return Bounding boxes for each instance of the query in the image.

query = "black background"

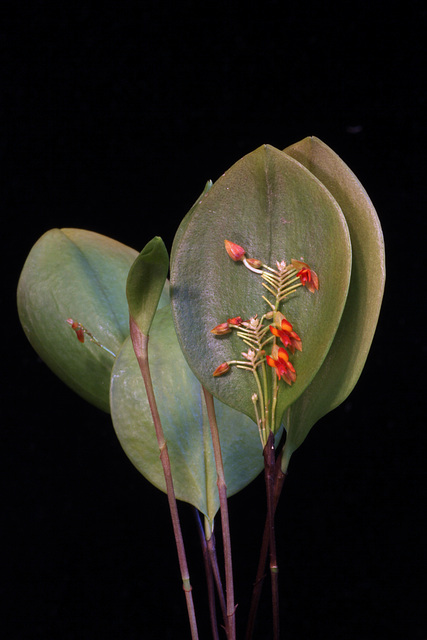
[3,1,427,639]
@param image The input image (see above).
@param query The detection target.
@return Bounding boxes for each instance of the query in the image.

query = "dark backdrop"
[3,2,426,639]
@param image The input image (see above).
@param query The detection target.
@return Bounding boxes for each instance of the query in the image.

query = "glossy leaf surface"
[110,305,267,523]
[171,144,352,427]
[279,137,385,467]
[17,228,169,412]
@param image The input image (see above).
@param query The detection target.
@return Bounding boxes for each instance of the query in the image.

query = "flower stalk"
[202,387,236,640]
[264,431,280,640]
[245,450,287,640]
[194,510,220,640]
[129,317,199,640]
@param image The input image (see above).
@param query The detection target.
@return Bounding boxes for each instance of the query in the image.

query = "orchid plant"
[17,137,385,639]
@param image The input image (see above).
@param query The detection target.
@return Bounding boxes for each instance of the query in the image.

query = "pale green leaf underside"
[171,144,352,427]
[110,305,269,523]
[17,228,169,412]
[281,137,385,465]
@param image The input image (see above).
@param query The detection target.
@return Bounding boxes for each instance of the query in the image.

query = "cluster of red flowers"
[212,240,319,386]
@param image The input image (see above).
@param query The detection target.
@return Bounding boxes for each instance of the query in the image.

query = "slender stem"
[245,448,287,640]
[202,387,236,640]
[260,359,269,436]
[129,317,199,640]
[252,366,266,443]
[264,432,280,640]
[194,510,220,640]
[252,394,263,443]
[271,372,279,434]
[206,528,228,625]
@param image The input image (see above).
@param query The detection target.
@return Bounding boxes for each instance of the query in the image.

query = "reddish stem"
[207,531,227,625]
[264,431,279,640]
[202,387,236,640]
[245,447,287,640]
[130,317,199,640]
[194,510,220,640]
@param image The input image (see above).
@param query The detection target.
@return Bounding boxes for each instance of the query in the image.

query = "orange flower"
[291,259,319,293]
[224,239,246,261]
[266,346,296,385]
[269,313,302,354]
[228,316,243,326]
[213,362,230,377]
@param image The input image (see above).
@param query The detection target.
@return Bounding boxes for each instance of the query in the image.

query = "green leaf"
[171,144,352,427]
[170,180,213,268]
[280,137,385,467]
[126,237,170,336]
[17,228,169,412]
[110,304,268,523]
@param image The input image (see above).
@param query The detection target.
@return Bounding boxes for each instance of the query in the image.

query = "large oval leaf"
[110,304,270,524]
[281,137,385,467]
[17,228,169,412]
[170,145,352,429]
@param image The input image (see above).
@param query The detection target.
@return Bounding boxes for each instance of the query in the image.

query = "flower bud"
[213,362,230,377]
[210,322,231,335]
[224,239,246,261]
[245,258,262,269]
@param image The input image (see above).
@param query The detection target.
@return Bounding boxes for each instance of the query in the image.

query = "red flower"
[269,314,302,354]
[291,259,319,293]
[224,240,246,262]
[228,316,243,326]
[213,362,230,377]
[211,317,243,335]
[266,346,296,385]
[67,318,85,343]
